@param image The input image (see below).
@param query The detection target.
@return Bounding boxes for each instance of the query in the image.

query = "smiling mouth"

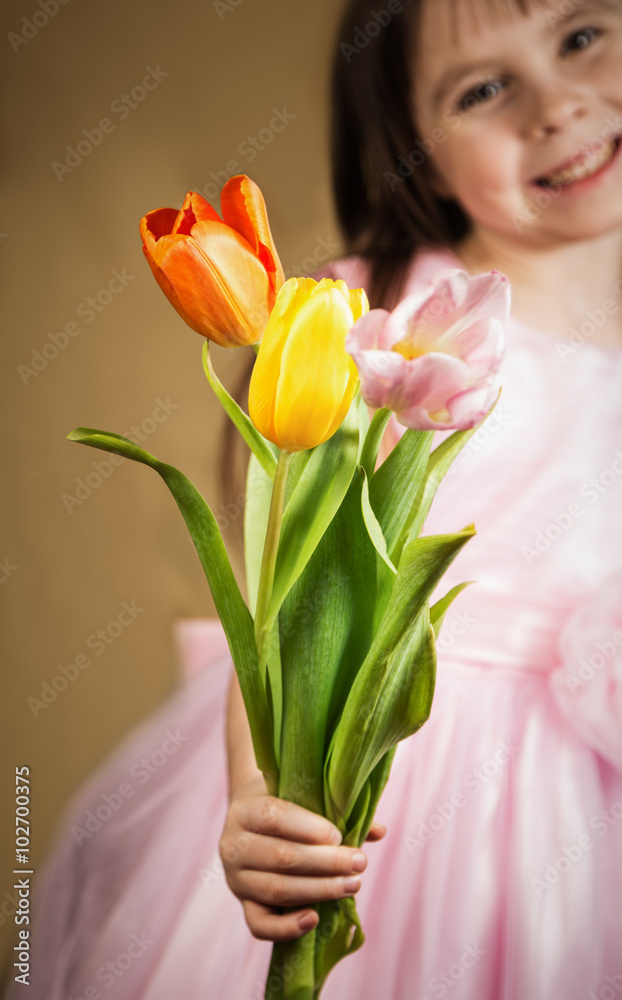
[535,136,620,188]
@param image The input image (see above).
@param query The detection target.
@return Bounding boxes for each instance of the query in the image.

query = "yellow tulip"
[249,277,368,453]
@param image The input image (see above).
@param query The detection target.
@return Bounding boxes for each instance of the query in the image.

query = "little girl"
[9,0,622,997]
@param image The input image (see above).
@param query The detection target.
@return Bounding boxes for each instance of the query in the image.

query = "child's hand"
[219,775,386,942]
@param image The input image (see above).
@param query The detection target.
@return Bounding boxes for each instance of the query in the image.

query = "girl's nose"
[525,81,589,140]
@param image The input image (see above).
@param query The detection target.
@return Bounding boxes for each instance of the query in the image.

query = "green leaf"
[326,526,476,823]
[368,428,434,564]
[342,779,371,846]
[359,407,391,478]
[430,580,474,637]
[355,745,397,846]
[267,404,359,627]
[354,391,371,464]
[314,897,364,997]
[405,390,502,544]
[202,341,277,479]
[359,468,396,575]
[277,474,378,817]
[66,427,277,785]
[283,448,313,507]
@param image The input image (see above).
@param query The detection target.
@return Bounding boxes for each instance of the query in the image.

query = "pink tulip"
[346,268,510,431]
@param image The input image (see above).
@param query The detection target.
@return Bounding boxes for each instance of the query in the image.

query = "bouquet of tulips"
[68,175,509,1000]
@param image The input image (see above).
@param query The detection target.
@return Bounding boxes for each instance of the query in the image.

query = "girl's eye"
[561,26,603,54]
[454,79,504,113]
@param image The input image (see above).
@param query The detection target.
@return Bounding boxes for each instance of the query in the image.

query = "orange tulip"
[139,175,285,347]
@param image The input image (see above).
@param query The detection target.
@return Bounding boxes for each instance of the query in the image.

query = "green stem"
[265,924,317,1000]
[254,450,292,666]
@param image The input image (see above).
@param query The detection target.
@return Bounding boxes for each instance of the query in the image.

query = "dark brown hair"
[331,0,543,308]
[330,0,462,308]
[221,0,541,507]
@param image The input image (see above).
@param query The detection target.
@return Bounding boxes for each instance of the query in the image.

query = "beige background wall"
[0,0,343,977]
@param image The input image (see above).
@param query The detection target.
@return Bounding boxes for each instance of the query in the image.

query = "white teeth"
[539,138,618,188]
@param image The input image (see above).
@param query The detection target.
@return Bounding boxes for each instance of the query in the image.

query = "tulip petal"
[386,269,510,358]
[348,288,370,322]
[248,279,318,445]
[446,380,500,429]
[140,212,205,335]
[394,405,445,431]
[141,242,203,335]
[172,191,221,234]
[320,364,360,445]
[346,309,390,351]
[156,221,274,345]
[141,207,180,242]
[351,351,406,410]
[453,317,505,379]
[274,287,355,451]
[402,269,509,337]
[392,352,470,419]
[220,175,285,292]
[344,268,507,432]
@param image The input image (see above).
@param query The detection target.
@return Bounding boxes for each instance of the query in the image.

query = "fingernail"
[299,912,317,932]
[328,827,343,845]
[343,875,361,895]
[351,851,366,872]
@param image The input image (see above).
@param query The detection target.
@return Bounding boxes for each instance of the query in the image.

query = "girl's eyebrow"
[558,0,621,11]
[429,0,619,110]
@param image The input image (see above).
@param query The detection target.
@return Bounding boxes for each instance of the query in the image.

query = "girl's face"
[413,0,622,248]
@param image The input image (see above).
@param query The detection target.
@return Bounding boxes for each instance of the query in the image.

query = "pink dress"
[8,249,622,1000]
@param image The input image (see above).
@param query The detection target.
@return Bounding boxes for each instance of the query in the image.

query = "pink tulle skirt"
[9,610,622,1000]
